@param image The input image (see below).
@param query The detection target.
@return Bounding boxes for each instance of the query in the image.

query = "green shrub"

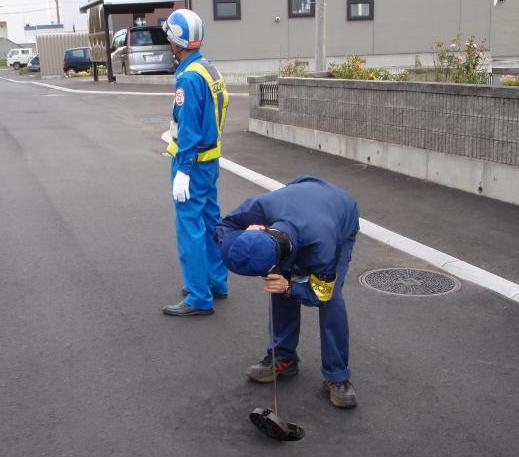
[0,58,7,67]
[280,60,309,77]
[432,34,489,84]
[501,76,519,86]
[328,56,408,81]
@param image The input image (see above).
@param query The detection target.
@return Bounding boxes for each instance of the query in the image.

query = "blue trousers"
[172,160,228,310]
[269,238,356,383]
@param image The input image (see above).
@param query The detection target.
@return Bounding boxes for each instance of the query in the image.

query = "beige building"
[186,0,519,78]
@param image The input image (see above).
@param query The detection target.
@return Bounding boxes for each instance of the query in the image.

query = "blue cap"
[221,230,279,276]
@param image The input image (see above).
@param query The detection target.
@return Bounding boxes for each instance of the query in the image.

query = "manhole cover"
[359,268,461,296]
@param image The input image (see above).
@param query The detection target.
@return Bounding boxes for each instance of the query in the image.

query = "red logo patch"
[175,88,185,106]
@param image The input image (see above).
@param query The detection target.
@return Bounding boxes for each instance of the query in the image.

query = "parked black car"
[63,47,92,73]
[27,55,40,72]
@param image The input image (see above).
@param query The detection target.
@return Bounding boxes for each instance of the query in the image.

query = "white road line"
[0,76,249,97]
[161,130,519,303]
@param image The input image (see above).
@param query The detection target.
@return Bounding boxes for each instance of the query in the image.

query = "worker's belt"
[167,141,221,162]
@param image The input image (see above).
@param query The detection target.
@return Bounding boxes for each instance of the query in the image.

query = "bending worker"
[216,177,360,408]
[162,9,229,317]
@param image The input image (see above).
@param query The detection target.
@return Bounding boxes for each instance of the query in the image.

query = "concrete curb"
[248,120,519,207]
[0,76,250,97]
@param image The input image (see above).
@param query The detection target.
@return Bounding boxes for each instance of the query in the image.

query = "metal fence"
[260,82,278,106]
[37,32,89,77]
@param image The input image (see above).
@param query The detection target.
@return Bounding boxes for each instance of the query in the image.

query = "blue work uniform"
[217,177,360,383]
[172,50,228,310]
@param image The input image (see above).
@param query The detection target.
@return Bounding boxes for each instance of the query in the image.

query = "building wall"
[492,0,519,57]
[24,26,65,44]
[63,0,88,32]
[194,0,518,65]
[0,37,20,59]
[111,4,185,33]
[0,22,7,39]
[0,3,60,44]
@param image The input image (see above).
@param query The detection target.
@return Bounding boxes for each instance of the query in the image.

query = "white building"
[63,0,88,32]
[0,0,62,44]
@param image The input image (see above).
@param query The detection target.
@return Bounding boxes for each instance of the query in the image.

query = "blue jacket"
[217,177,360,305]
[173,50,219,175]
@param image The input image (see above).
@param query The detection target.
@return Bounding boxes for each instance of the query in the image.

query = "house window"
[289,0,315,18]
[133,14,146,26]
[214,0,241,20]
[347,0,374,21]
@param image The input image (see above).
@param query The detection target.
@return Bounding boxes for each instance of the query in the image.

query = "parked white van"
[7,48,34,70]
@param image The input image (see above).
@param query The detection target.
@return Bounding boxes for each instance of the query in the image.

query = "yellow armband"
[167,141,178,156]
[309,274,336,302]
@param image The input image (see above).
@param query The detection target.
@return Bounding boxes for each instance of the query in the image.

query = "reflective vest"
[167,60,229,162]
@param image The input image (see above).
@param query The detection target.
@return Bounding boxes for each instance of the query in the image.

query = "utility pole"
[315,0,326,72]
[55,0,60,25]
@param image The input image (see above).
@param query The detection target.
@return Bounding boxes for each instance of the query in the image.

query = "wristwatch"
[284,281,292,297]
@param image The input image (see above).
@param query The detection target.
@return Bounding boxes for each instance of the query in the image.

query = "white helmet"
[162,9,204,50]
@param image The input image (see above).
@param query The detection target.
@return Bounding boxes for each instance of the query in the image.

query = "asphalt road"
[1,75,518,457]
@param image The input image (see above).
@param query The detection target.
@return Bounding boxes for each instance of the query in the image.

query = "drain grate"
[359,268,461,297]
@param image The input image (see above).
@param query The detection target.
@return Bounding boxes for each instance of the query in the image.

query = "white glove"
[172,171,190,202]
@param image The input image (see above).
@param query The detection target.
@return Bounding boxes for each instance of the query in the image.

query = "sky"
[0,0,60,25]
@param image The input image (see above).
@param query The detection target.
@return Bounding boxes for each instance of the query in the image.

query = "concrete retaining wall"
[248,76,519,205]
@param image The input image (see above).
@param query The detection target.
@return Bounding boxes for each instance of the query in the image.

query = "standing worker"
[162,9,229,317]
[216,177,360,408]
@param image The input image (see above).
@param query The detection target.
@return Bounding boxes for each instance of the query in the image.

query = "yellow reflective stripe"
[219,90,229,132]
[186,62,222,140]
[309,274,336,302]
[197,144,221,162]
[167,142,221,161]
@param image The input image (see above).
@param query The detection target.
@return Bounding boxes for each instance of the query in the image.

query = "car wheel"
[13,62,20,70]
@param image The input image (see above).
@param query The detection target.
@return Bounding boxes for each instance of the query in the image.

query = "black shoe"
[323,380,357,408]
[246,353,299,383]
[162,301,214,317]
[181,287,228,300]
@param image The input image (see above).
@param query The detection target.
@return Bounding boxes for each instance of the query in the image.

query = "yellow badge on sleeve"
[309,274,336,302]
[167,141,178,156]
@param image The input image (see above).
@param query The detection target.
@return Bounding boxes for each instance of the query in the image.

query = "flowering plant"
[280,60,309,77]
[432,35,488,84]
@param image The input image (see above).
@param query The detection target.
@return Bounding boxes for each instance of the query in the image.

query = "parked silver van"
[111,26,175,75]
